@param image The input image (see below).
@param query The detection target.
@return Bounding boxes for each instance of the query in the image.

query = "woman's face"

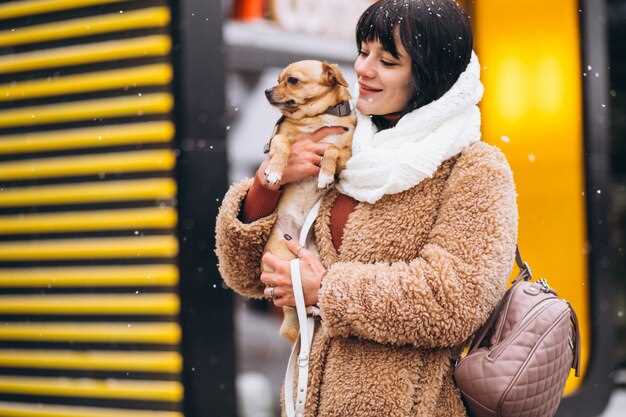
[354,32,413,116]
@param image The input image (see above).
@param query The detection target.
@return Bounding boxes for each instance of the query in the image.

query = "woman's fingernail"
[283,233,292,241]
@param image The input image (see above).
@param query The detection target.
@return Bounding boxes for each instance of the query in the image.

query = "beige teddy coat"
[214,141,519,417]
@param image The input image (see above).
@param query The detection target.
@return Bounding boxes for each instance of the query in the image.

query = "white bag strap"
[283,197,323,417]
[298,197,322,248]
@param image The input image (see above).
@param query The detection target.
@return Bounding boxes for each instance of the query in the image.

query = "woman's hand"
[260,238,326,307]
[256,126,346,191]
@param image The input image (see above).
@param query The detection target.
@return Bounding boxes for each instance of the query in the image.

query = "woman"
[215,0,518,416]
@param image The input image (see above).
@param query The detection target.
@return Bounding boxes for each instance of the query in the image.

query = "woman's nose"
[355,56,376,79]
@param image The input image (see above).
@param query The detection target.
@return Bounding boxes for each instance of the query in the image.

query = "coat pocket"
[316,337,424,417]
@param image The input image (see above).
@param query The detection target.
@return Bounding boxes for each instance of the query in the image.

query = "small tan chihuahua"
[262,60,356,342]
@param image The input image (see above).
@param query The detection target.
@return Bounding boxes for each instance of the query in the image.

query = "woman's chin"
[356,98,376,115]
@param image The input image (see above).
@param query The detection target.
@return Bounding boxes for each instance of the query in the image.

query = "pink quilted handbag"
[453,246,581,417]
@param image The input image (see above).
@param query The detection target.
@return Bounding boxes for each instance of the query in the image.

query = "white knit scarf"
[336,51,484,204]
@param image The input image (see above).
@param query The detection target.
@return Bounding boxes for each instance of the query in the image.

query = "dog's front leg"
[336,144,352,172]
[318,145,339,189]
[264,133,291,186]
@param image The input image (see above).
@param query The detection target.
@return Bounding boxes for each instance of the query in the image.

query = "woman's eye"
[287,77,299,85]
[381,60,398,67]
[358,50,369,57]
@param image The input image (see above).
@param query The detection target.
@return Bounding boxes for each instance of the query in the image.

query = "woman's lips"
[359,83,382,96]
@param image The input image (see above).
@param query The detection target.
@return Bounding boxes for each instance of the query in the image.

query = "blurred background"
[0,0,623,417]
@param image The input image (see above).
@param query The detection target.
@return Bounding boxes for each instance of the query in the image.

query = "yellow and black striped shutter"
[0,1,201,416]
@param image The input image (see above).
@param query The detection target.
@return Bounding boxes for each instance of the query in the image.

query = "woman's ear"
[321,62,348,87]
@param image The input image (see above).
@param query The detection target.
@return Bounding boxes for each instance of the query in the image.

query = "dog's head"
[265,60,350,119]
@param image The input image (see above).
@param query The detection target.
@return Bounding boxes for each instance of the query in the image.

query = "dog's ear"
[321,62,348,87]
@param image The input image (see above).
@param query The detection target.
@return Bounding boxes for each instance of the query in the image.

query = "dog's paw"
[264,168,282,185]
[317,172,335,190]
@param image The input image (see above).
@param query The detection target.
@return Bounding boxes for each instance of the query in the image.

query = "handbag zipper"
[491,281,555,344]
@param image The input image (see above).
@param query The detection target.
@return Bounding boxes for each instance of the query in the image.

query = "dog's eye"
[287,77,299,85]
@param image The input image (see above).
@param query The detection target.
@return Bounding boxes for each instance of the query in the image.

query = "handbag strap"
[466,245,530,354]
[514,245,533,282]
[568,300,582,377]
[466,284,514,354]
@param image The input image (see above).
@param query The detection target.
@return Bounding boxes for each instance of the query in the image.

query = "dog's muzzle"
[265,88,297,108]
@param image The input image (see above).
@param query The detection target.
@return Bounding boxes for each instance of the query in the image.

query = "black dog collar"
[323,100,351,117]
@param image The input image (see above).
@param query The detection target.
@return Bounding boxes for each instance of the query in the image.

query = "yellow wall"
[474,0,587,393]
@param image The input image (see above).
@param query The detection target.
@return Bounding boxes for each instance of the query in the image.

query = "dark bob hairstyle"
[356,0,473,117]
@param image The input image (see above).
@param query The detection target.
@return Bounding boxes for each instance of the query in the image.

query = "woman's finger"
[260,272,290,287]
[264,285,288,300]
[273,286,288,298]
[313,143,331,154]
[290,143,324,160]
[296,163,320,177]
[306,152,323,166]
[273,293,294,307]
[284,239,303,258]
[284,239,317,264]
[261,252,288,274]
[283,239,327,279]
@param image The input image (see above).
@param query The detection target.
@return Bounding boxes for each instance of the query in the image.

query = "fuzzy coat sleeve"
[318,145,519,349]
[214,177,278,299]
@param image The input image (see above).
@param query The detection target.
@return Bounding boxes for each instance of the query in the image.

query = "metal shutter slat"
[0,376,182,401]
[0,179,176,207]
[0,294,179,315]
[0,64,173,102]
[0,93,173,128]
[0,323,181,344]
[0,265,178,287]
[0,0,124,20]
[0,121,175,154]
[0,349,181,372]
[0,207,176,233]
[0,36,171,74]
[0,150,175,180]
[0,7,171,47]
[0,236,178,260]
[0,401,183,417]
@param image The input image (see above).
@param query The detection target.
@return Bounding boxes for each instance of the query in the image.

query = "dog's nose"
[264,88,273,100]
